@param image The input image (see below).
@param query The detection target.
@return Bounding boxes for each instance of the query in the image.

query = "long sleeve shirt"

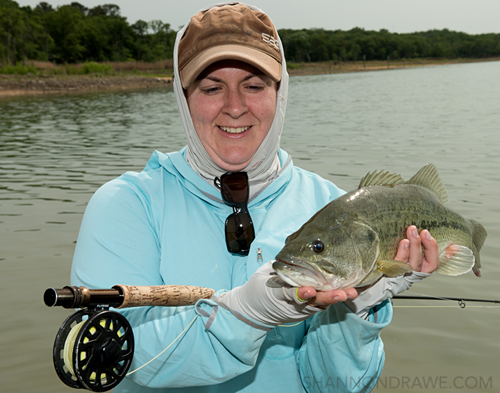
[71,148,392,393]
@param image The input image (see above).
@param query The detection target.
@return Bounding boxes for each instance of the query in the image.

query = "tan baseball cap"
[178,3,282,89]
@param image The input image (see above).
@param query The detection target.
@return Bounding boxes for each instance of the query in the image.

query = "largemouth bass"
[273,164,487,290]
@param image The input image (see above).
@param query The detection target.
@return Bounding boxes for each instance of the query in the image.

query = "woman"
[71,3,438,392]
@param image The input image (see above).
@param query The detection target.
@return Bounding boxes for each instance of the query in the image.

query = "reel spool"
[53,308,134,392]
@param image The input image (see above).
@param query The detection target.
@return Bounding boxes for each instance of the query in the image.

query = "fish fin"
[355,270,384,287]
[376,260,413,277]
[358,169,405,189]
[436,244,475,276]
[470,219,487,277]
[405,163,448,204]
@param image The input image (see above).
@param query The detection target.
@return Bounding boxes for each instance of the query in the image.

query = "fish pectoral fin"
[376,260,413,277]
[436,244,475,276]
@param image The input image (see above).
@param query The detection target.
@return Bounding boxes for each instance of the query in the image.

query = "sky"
[15,0,500,35]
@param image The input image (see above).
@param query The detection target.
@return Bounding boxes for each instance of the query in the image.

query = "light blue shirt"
[71,148,392,392]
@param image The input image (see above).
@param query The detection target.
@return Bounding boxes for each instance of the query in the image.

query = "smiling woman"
[185,61,278,171]
[68,2,439,393]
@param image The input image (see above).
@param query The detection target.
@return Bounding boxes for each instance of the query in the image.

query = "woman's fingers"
[420,229,440,273]
[394,226,439,273]
[296,286,358,307]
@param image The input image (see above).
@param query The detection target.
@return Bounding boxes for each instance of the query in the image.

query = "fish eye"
[311,239,325,253]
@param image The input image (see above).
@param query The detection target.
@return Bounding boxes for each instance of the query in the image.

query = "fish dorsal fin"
[358,169,405,189]
[406,163,448,204]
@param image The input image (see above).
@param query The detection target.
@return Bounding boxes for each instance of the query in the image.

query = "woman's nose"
[223,89,248,118]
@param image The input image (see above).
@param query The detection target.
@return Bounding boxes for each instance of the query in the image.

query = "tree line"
[0,0,176,64]
[279,28,500,63]
[1,0,500,66]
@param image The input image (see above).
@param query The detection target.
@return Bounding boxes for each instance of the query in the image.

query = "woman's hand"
[296,286,358,308]
[394,225,440,274]
[297,225,440,308]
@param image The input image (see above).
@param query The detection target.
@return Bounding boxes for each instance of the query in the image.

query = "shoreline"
[1,57,498,98]
[0,74,173,98]
[286,56,500,76]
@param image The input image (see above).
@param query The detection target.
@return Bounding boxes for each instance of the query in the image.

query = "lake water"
[1,61,499,392]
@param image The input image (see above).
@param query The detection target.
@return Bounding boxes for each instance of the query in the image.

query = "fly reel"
[45,284,215,392]
[52,308,134,392]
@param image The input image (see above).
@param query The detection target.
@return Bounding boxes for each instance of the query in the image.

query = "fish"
[272,164,487,291]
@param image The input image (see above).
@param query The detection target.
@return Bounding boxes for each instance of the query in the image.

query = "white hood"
[172,2,289,199]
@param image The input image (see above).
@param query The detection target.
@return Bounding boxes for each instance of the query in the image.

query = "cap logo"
[262,33,280,51]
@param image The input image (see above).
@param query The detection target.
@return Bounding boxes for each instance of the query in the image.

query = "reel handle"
[44,285,215,309]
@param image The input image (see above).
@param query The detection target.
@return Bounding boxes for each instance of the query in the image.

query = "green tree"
[2,1,500,68]
[284,30,312,62]
[88,3,120,17]
[42,5,86,62]
[131,19,148,60]
[148,20,174,61]
[0,0,23,64]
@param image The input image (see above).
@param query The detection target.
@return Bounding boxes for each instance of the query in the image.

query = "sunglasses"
[216,172,255,255]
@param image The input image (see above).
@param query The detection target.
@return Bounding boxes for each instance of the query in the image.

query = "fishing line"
[125,317,305,377]
[114,315,305,378]
[122,314,304,378]
[126,314,199,376]
[57,309,338,391]
[62,320,86,376]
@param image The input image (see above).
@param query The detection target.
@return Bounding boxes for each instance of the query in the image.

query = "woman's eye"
[246,85,265,92]
[201,86,220,94]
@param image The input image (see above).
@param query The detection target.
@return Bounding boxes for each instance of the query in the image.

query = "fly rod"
[44,285,215,392]
[393,295,500,308]
[45,285,497,392]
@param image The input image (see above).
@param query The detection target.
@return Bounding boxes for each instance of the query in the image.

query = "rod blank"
[44,286,123,308]
[393,295,500,304]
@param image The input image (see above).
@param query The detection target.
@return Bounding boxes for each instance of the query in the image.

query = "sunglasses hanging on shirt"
[215,172,255,255]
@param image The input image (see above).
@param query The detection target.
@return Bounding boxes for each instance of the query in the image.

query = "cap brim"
[180,44,282,89]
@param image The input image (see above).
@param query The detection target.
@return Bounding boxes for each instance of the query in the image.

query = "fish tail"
[470,219,488,277]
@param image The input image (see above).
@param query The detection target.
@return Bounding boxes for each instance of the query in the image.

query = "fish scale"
[273,164,487,290]
[355,184,474,261]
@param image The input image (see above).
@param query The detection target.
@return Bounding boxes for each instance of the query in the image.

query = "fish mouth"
[272,258,328,287]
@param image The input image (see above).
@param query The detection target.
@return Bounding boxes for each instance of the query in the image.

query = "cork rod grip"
[113,285,215,308]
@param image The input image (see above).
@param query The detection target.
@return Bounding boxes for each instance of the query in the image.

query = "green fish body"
[273,164,487,290]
